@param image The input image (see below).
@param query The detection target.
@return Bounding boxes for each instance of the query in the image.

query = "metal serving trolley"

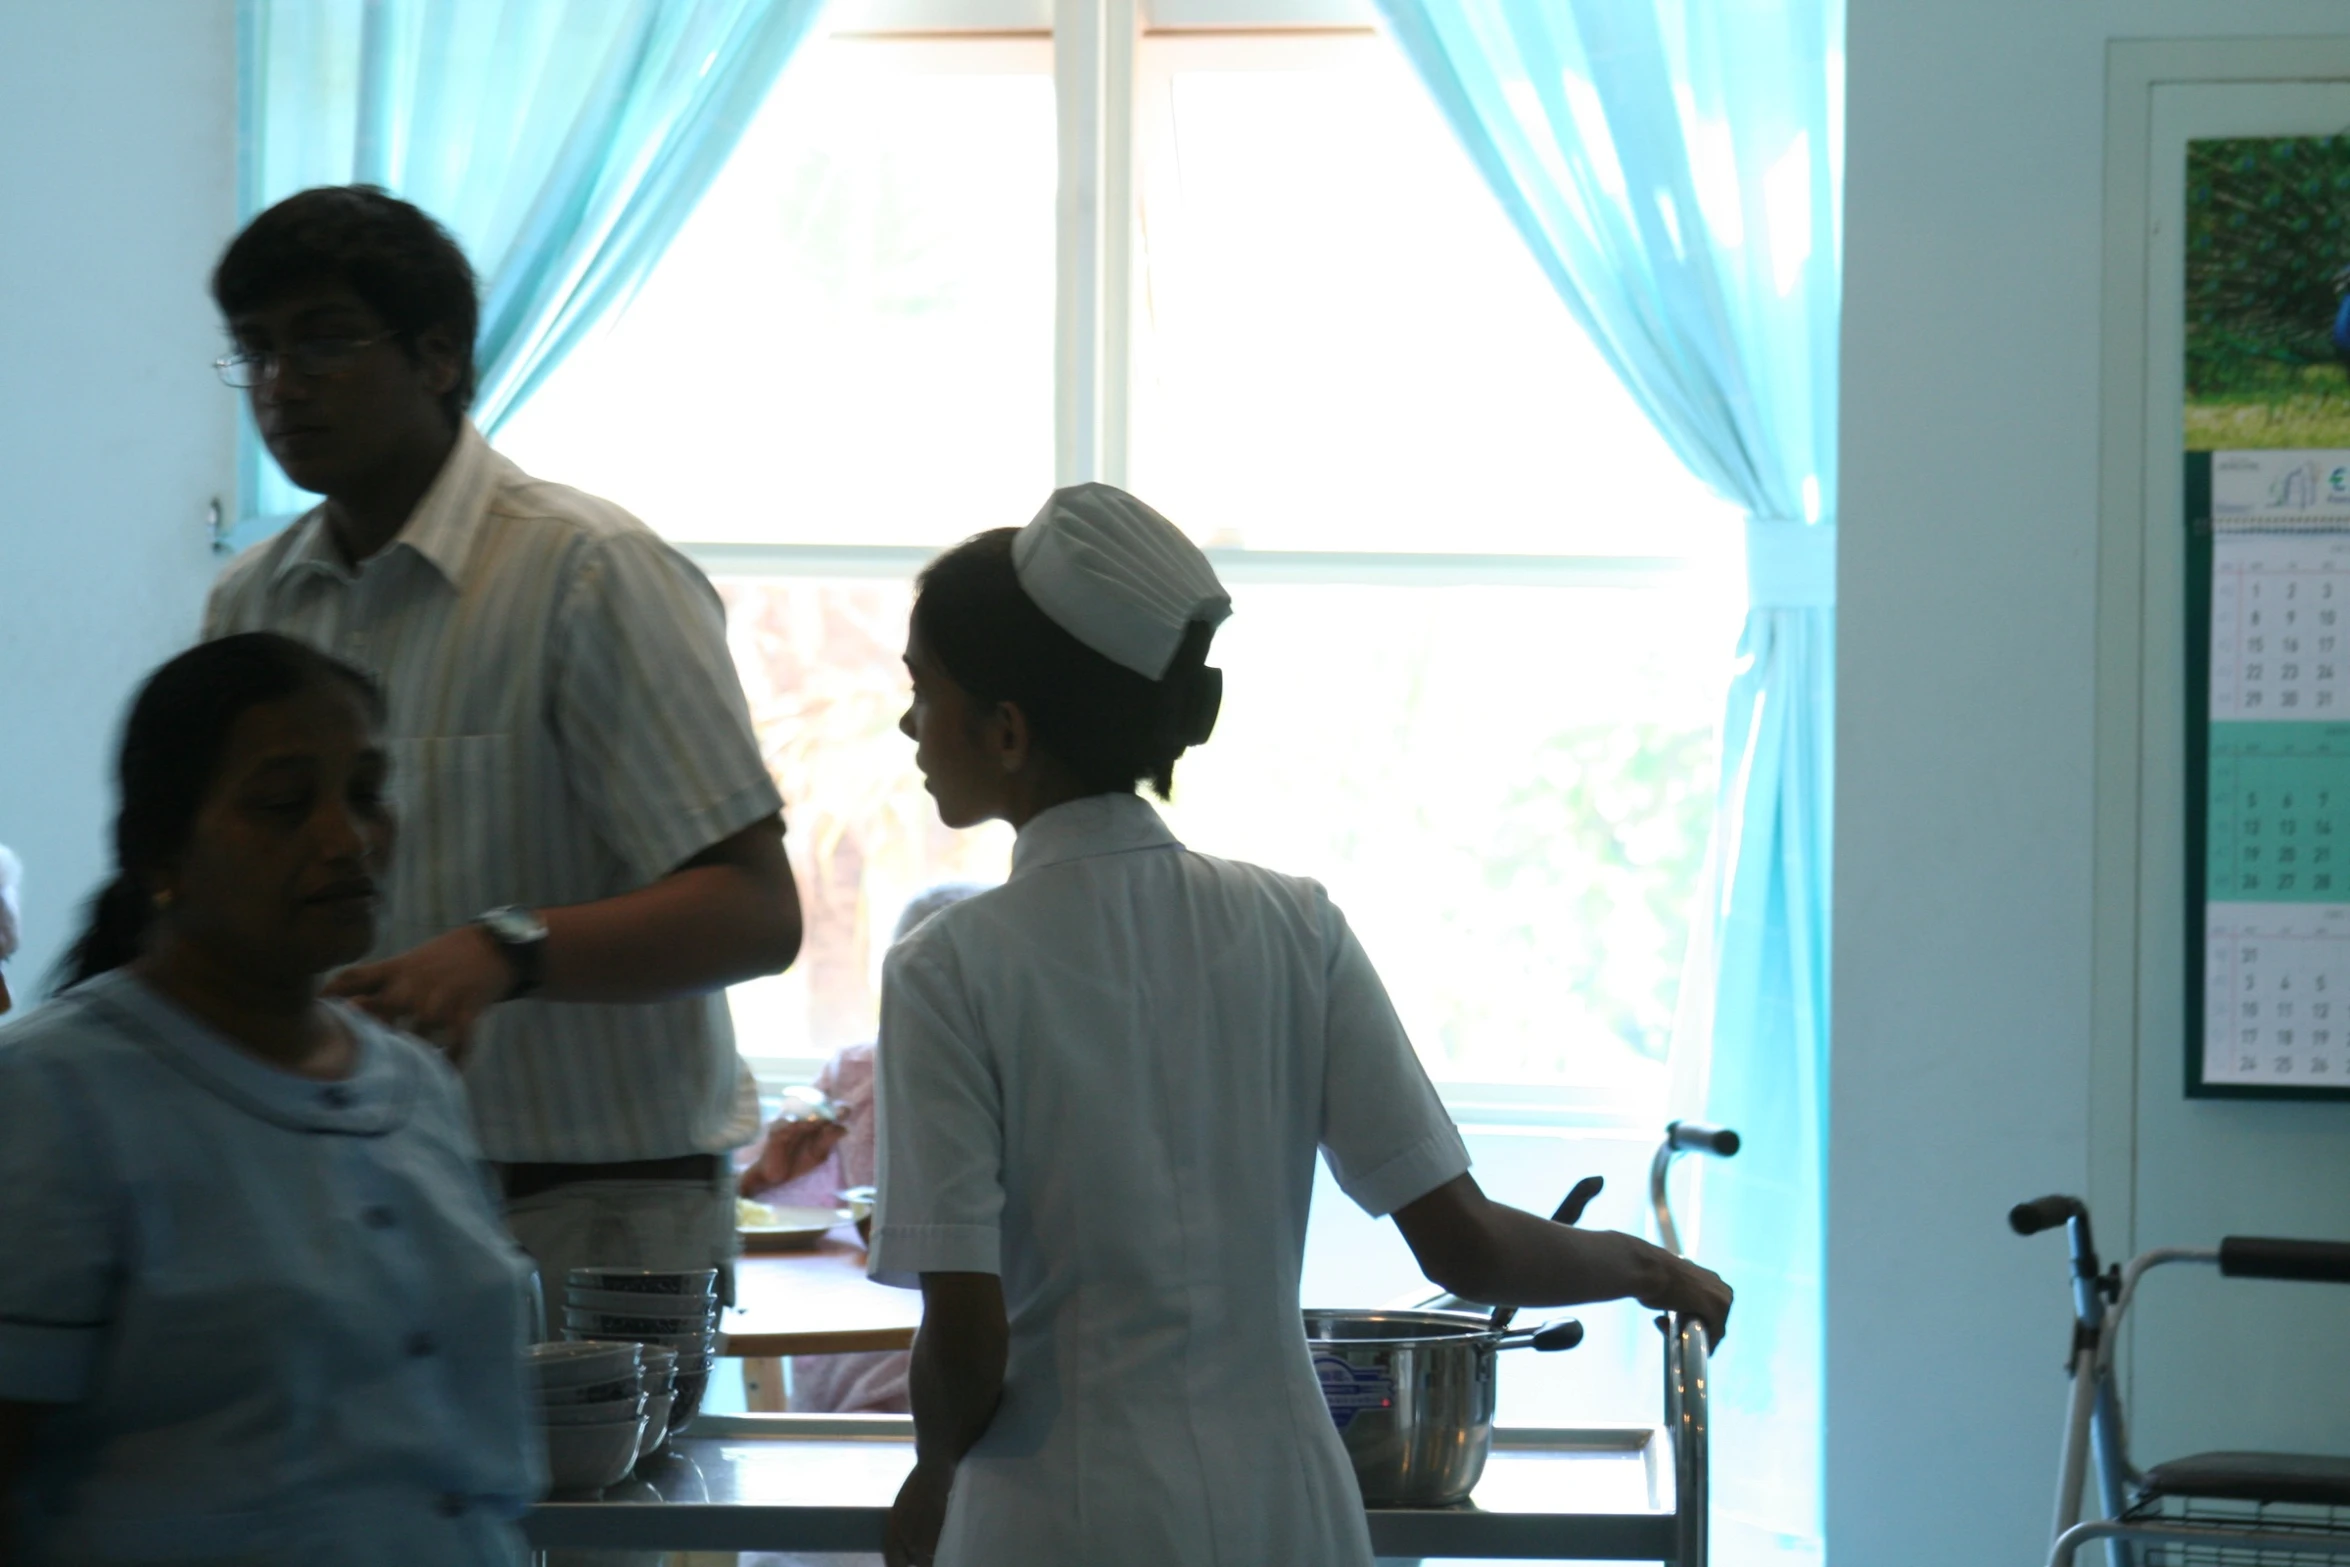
[526,1123,1734,1563]
[2013,1194,2350,1566]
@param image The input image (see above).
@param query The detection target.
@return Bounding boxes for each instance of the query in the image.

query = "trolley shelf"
[523,1413,1682,1560]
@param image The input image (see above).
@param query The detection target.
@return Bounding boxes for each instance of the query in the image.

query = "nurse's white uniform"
[869,792,1470,1567]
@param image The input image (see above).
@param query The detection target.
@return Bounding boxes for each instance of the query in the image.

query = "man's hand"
[326,925,514,1060]
[883,1460,955,1567]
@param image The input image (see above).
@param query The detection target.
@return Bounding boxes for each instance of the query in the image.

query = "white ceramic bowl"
[566,1267,717,1297]
[563,1325,717,1354]
[542,1392,648,1427]
[543,1415,647,1491]
[527,1341,641,1388]
[667,1366,712,1432]
[538,1374,643,1408]
[563,1306,716,1335]
[565,1287,716,1319]
[635,1391,677,1460]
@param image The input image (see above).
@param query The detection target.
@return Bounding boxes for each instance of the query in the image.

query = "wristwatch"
[473,906,549,1000]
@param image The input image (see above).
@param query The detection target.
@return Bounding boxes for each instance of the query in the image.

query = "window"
[498,2,1741,1128]
[499,34,1057,545]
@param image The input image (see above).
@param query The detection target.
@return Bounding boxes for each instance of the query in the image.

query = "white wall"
[1836,6,2350,1566]
[0,0,239,991]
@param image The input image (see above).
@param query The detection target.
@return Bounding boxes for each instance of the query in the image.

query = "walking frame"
[2013,1195,2350,1566]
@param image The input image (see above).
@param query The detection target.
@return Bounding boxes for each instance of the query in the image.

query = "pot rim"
[1302,1307,1507,1348]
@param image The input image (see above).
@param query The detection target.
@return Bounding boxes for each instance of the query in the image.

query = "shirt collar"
[1010,792,1182,879]
[269,421,506,592]
[78,970,418,1136]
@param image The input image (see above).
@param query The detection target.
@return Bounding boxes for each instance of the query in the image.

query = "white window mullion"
[1052,0,1139,487]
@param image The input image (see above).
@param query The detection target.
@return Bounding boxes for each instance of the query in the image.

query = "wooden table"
[721,1224,918,1411]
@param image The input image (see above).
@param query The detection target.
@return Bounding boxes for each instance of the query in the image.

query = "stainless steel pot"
[1303,1308,1583,1507]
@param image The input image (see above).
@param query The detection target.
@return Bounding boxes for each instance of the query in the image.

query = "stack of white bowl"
[631,1344,679,1461]
[562,1268,719,1440]
[527,1340,646,1493]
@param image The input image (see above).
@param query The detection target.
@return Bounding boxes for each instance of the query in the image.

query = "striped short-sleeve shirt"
[204,424,783,1162]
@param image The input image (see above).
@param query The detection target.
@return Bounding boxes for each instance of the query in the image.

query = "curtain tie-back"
[1745,517,1837,608]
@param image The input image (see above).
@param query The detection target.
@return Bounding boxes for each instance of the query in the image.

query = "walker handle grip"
[1665,1121,1741,1158]
[2009,1195,2085,1236]
[2219,1236,2350,1283]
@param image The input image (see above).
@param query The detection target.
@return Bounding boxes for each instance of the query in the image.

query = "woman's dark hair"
[212,185,480,423]
[53,635,386,993]
[912,528,1222,800]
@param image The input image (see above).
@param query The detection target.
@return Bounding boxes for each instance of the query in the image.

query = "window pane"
[1157,576,1734,1092]
[718,578,1013,1073]
[1130,34,1741,557]
[497,37,1056,546]
[719,571,1736,1097]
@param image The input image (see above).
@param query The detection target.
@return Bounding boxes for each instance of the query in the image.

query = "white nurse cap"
[1011,483,1232,680]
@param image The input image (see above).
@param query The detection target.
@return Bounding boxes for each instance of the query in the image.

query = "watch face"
[482,907,546,945]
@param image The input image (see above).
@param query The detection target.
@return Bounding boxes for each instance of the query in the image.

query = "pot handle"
[1500,1317,1585,1353]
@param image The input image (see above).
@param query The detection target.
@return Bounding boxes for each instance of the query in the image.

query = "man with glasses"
[203,185,803,1323]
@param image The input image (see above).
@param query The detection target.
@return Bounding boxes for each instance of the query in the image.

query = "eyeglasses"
[214,334,392,389]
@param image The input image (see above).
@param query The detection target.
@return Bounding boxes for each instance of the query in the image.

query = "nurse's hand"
[326,926,513,1063]
[1640,1254,1734,1350]
[884,1460,955,1567]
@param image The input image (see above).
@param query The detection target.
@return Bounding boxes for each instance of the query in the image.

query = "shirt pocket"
[381,733,519,950]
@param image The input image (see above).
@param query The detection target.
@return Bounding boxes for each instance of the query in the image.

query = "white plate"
[737,1204,845,1252]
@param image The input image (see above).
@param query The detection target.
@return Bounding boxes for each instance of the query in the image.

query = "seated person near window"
[0,843,19,1016]
[0,635,539,1567]
[740,884,987,1413]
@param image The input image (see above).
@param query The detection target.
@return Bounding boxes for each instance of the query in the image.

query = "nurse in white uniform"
[870,486,1733,1567]
[0,634,539,1566]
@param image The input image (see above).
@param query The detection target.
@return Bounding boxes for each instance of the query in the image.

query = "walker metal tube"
[1648,1142,1683,1257]
[2052,1342,2101,1542]
[1649,1121,1734,1565]
[1666,1317,1710,1565]
[2051,1518,2350,1567]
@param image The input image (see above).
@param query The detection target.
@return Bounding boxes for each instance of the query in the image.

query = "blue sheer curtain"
[1370,2,1840,1561]
[233,0,828,539]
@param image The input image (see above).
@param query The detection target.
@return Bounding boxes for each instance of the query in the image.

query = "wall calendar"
[2190,449,2350,1097]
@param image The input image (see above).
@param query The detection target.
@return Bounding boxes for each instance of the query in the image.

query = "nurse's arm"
[0,1398,37,1559]
[1392,1173,1733,1346]
[886,1273,1007,1567]
[908,1271,1008,1467]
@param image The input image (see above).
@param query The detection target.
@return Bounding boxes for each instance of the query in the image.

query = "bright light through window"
[498,37,1056,545]
[1131,33,1740,557]
[711,569,1736,1098]
[1157,577,1733,1090]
